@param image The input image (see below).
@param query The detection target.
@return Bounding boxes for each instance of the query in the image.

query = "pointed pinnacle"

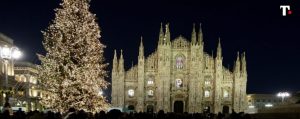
[165,23,169,32]
[120,49,123,58]
[139,36,144,49]
[242,52,246,60]
[217,37,222,50]
[199,23,202,32]
[140,36,143,44]
[114,49,117,57]
[160,22,163,33]
[237,52,240,60]
[193,23,196,32]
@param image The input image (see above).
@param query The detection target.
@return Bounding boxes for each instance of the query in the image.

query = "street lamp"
[0,45,22,105]
[277,92,290,102]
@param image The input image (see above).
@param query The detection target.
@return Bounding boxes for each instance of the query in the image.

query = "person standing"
[2,102,13,116]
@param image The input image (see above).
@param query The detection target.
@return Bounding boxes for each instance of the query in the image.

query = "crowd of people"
[1,103,253,119]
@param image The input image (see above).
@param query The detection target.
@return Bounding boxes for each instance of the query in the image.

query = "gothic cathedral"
[111,23,247,113]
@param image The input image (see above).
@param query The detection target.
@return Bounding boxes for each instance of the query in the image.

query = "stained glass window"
[176,56,184,69]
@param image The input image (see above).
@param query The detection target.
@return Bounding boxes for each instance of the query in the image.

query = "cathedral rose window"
[128,89,134,97]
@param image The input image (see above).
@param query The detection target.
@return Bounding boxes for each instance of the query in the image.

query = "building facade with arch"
[111,24,247,113]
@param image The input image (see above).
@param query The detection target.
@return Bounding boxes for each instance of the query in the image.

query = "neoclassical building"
[111,24,247,113]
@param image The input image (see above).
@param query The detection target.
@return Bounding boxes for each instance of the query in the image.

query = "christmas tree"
[38,0,109,112]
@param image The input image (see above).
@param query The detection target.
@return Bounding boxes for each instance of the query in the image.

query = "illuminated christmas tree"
[38,0,109,112]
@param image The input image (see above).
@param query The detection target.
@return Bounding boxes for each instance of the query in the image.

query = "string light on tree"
[38,0,109,112]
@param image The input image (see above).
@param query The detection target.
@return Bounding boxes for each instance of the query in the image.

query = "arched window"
[148,90,154,97]
[20,75,26,82]
[30,77,37,84]
[223,90,229,98]
[176,56,184,69]
[204,90,210,97]
[205,80,211,85]
[175,79,183,88]
[147,80,154,85]
[128,89,134,97]
[15,75,20,82]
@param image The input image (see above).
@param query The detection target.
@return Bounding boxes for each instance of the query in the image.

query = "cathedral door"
[203,106,210,113]
[128,105,135,111]
[174,101,184,113]
[147,105,154,113]
[222,106,229,114]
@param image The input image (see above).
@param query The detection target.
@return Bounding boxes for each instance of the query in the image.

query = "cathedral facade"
[111,24,247,113]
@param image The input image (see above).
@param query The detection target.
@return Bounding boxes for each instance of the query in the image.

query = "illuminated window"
[175,79,183,88]
[21,76,26,82]
[30,77,37,84]
[148,90,154,97]
[223,90,229,98]
[147,80,154,85]
[32,90,38,97]
[128,89,134,97]
[176,56,184,69]
[205,80,210,85]
[15,75,20,82]
[204,90,210,97]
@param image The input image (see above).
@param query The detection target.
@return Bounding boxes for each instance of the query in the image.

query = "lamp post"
[0,45,22,105]
[277,92,290,102]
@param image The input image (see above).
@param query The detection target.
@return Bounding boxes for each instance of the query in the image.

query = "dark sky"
[0,0,299,96]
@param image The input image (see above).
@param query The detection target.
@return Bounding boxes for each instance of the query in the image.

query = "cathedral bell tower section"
[112,50,119,106]
[195,24,205,112]
[157,23,172,112]
[240,52,247,111]
[188,24,204,112]
[213,39,223,113]
[118,50,125,107]
[233,52,241,111]
[137,37,145,112]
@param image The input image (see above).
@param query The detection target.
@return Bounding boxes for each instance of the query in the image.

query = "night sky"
[0,0,299,97]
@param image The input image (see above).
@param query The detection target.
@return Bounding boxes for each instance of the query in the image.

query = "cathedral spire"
[191,23,197,45]
[139,36,144,58]
[165,23,171,44]
[198,23,203,45]
[118,49,124,72]
[113,49,118,72]
[120,49,123,60]
[241,52,247,73]
[217,37,222,58]
[234,52,240,73]
[160,22,163,34]
[113,49,117,61]
[159,22,164,45]
[131,61,134,68]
